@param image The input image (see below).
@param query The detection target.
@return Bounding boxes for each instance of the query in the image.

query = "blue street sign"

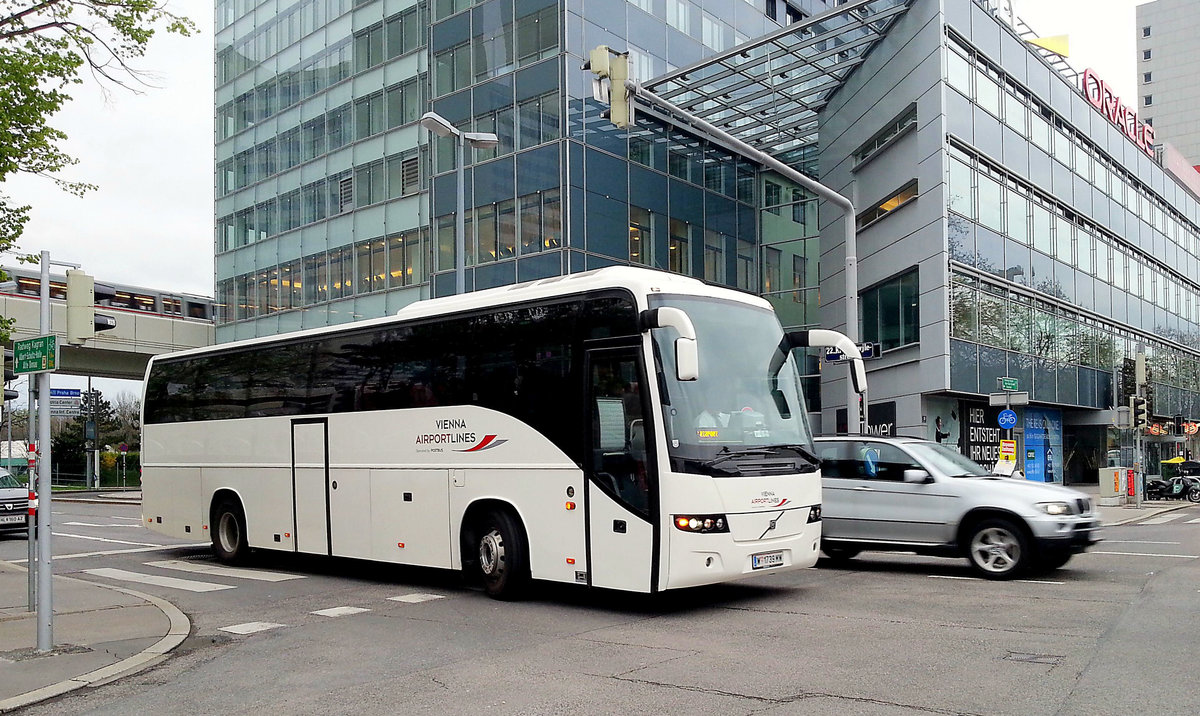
[998,409,1018,429]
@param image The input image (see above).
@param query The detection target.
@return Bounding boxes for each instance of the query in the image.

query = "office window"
[1144,95,1153,106]
[765,180,783,215]
[354,23,384,72]
[355,91,386,140]
[630,207,652,265]
[1143,71,1152,83]
[1143,49,1152,60]
[854,104,917,165]
[667,0,690,34]
[857,181,918,229]
[669,219,691,275]
[704,230,726,283]
[515,5,557,66]
[861,271,919,351]
[435,43,471,96]
[1142,26,1151,37]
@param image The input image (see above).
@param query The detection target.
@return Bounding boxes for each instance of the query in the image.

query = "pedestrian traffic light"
[66,269,117,345]
[1131,396,1149,429]
[583,45,634,129]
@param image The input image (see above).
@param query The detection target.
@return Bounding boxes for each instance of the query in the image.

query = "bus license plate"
[751,551,784,570]
[0,514,25,524]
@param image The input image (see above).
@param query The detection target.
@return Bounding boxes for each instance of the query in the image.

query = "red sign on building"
[1082,68,1155,159]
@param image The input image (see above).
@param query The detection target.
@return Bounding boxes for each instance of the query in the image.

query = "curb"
[1103,500,1195,526]
[0,575,191,713]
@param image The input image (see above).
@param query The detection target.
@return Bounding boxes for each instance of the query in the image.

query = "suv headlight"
[1036,501,1073,516]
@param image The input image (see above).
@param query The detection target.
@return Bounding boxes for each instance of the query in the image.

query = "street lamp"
[419,111,499,295]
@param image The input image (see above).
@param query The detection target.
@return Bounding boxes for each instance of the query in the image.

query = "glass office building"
[213,0,1200,482]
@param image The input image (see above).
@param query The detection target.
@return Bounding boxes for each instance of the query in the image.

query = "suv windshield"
[0,472,22,489]
[907,442,990,477]
[648,294,814,476]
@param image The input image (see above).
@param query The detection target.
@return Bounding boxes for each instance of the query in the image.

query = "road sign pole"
[36,251,53,651]
[26,389,35,612]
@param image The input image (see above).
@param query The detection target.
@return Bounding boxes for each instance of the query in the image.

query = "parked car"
[0,468,32,535]
[814,436,1102,579]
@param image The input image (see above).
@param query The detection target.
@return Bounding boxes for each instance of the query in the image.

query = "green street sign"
[13,335,59,375]
[1000,377,1019,392]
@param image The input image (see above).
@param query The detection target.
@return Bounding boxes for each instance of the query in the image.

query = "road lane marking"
[1104,540,1181,544]
[1188,518,1200,524]
[311,606,371,617]
[928,575,975,580]
[146,560,305,582]
[221,622,286,635]
[85,568,235,592]
[54,532,159,547]
[388,593,447,603]
[1090,551,1198,559]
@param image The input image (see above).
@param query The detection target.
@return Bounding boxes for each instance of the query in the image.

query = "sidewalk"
[1073,483,1193,526]
[0,557,189,712]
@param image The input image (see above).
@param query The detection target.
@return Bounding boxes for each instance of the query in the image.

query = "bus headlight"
[673,514,729,533]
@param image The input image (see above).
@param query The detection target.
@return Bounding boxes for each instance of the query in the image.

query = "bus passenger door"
[292,419,330,555]
[585,347,656,593]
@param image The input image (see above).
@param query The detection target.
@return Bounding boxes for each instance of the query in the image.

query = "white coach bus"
[141,267,864,599]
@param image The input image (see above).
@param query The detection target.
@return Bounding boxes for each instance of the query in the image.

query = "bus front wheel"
[475,510,529,600]
[212,498,249,564]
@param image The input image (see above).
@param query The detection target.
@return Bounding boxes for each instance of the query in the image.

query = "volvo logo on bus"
[414,418,508,453]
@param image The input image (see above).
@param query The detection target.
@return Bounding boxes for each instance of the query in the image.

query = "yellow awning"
[1162,456,1185,463]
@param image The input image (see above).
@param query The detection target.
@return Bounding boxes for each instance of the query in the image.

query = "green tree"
[51,388,118,479]
[0,1,194,339]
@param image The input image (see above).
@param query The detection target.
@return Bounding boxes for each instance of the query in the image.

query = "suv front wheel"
[965,518,1030,579]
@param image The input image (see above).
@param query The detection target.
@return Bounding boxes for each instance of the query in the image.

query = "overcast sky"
[0,0,1148,398]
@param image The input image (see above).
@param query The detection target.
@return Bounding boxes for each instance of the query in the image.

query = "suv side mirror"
[903,468,932,484]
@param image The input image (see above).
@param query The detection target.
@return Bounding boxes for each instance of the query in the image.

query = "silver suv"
[0,468,31,535]
[814,436,1102,579]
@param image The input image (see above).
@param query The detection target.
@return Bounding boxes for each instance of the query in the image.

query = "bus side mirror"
[640,307,698,381]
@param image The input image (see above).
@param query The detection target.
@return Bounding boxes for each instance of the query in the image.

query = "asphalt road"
[4,501,1199,715]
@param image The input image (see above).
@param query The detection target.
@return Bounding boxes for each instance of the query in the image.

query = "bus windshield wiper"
[702,445,817,469]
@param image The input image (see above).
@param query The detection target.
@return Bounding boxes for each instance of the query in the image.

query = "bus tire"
[476,510,529,600]
[211,497,249,564]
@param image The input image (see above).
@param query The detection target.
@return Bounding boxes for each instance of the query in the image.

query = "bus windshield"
[648,295,815,476]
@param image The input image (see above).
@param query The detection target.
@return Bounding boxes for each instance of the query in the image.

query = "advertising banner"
[1024,407,1063,483]
[925,396,962,452]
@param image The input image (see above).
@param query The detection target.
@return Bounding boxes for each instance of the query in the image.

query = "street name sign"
[823,342,880,363]
[13,335,59,375]
[1000,377,1019,391]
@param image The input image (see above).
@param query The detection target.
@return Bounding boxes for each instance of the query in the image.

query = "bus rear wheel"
[212,498,249,564]
[475,510,529,600]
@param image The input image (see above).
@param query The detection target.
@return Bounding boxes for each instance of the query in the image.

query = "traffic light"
[66,269,117,345]
[3,348,16,403]
[583,45,634,129]
[1131,396,1149,429]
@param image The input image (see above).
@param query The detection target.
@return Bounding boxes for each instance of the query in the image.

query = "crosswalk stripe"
[388,593,447,603]
[54,532,159,547]
[311,606,370,617]
[1187,518,1200,524]
[1090,551,1199,559]
[221,622,286,635]
[146,560,306,582]
[1139,515,1182,525]
[85,568,235,592]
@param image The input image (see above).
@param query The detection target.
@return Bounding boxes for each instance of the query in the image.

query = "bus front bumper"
[664,518,821,590]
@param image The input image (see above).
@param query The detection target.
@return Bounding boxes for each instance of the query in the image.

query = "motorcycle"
[1145,475,1200,502]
